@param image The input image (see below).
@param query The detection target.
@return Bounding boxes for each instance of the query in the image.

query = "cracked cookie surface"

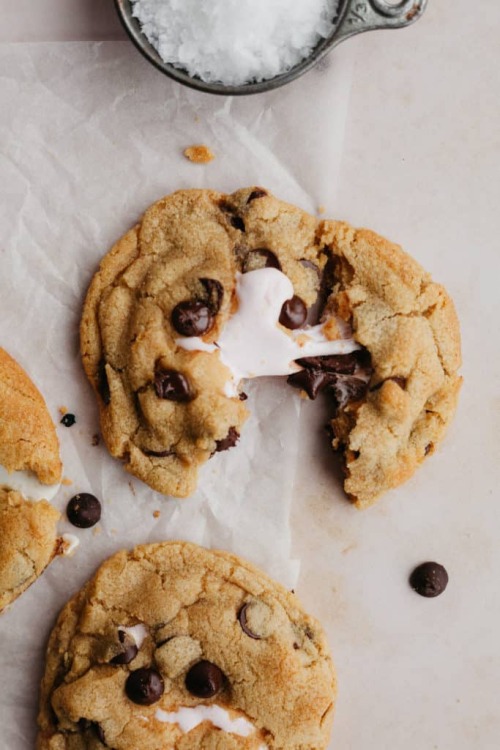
[37,541,336,750]
[81,188,461,505]
[0,347,62,610]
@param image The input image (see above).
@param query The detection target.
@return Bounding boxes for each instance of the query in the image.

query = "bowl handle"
[331,0,427,48]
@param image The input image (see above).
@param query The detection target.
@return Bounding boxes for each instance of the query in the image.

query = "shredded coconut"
[131,0,339,86]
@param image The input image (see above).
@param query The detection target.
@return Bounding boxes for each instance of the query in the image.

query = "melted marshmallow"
[61,534,80,556]
[119,623,148,649]
[177,268,359,396]
[155,705,267,745]
[0,464,60,502]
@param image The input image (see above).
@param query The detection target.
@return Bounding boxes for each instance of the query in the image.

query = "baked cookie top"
[0,346,62,486]
[0,488,60,612]
[37,541,336,750]
[81,188,461,506]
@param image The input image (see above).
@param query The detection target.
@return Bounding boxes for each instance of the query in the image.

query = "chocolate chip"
[125,668,164,705]
[243,249,281,273]
[239,392,248,401]
[171,301,214,337]
[425,443,434,456]
[230,215,245,232]
[287,369,331,400]
[238,603,261,640]
[247,188,267,203]
[60,413,76,427]
[409,562,449,598]
[185,660,225,698]
[200,278,224,313]
[154,369,194,402]
[215,427,239,452]
[110,630,138,665]
[97,359,111,405]
[67,493,101,529]
[77,720,105,742]
[296,354,358,375]
[279,296,307,330]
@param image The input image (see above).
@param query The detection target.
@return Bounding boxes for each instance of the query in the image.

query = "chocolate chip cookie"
[0,347,62,610]
[37,541,336,749]
[81,188,461,506]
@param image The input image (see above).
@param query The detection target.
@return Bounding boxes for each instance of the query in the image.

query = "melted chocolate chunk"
[97,359,111,405]
[110,630,139,665]
[247,188,268,202]
[296,353,358,375]
[230,215,245,232]
[154,369,194,402]
[409,562,449,598]
[125,668,164,705]
[329,376,369,407]
[287,369,332,400]
[60,413,76,427]
[238,603,261,640]
[67,493,101,529]
[243,249,281,273]
[279,295,307,330]
[171,300,214,337]
[185,661,225,698]
[215,427,239,452]
[200,278,224,313]
[78,720,105,742]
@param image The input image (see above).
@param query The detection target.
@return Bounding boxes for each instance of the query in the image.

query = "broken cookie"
[80,188,461,506]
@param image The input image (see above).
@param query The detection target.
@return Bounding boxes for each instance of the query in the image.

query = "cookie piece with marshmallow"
[37,541,336,750]
[0,347,62,611]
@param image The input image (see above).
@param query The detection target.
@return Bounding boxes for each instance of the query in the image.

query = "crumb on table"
[317,205,326,215]
[61,477,72,486]
[91,433,100,446]
[183,144,215,164]
[153,510,161,519]
[59,406,68,415]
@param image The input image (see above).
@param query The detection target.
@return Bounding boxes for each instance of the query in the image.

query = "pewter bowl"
[114,0,427,95]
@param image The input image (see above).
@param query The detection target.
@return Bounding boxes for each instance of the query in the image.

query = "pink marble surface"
[0,0,125,41]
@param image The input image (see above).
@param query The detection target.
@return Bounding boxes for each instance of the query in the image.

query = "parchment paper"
[0,41,353,747]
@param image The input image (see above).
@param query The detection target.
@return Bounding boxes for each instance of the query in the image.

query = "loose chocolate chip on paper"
[125,668,164,705]
[409,562,449,598]
[172,300,214,337]
[154,369,194,402]
[215,427,240,452]
[279,295,307,330]
[60,413,76,427]
[67,493,101,529]
[200,278,224,313]
[185,660,225,698]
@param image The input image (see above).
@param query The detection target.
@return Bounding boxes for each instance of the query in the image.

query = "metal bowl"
[114,0,427,96]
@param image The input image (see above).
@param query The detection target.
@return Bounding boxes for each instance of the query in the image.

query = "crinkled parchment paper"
[0,41,352,747]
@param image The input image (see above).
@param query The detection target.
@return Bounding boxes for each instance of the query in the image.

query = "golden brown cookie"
[81,188,461,505]
[37,541,336,750]
[0,347,62,610]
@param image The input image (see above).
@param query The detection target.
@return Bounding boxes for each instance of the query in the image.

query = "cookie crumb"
[128,481,136,497]
[183,145,215,164]
[61,477,73,486]
[317,205,326,215]
[91,433,100,446]
[59,406,68,416]
[153,510,161,519]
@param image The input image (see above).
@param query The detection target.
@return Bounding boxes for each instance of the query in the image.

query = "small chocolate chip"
[200,278,224,313]
[239,392,248,401]
[67,493,101,529]
[247,188,268,203]
[215,427,239,452]
[60,413,76,427]
[238,603,261,640]
[125,668,164,705]
[185,660,225,698]
[296,354,358,375]
[409,562,449,598]
[287,369,331,400]
[110,631,138,665]
[230,215,245,232]
[243,249,281,273]
[154,369,194,402]
[279,296,307,330]
[172,300,214,337]
[424,443,434,456]
[97,359,111,405]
